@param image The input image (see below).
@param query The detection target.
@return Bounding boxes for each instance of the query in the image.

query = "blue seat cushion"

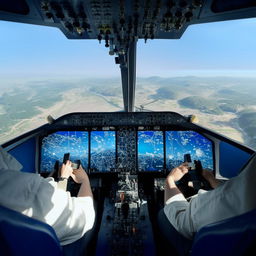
[0,205,62,256]
[191,208,256,256]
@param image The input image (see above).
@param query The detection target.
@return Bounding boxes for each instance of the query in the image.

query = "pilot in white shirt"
[164,154,256,240]
[0,146,95,246]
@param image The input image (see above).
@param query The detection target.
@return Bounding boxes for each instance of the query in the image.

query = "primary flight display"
[40,130,213,173]
[40,131,89,172]
[90,131,116,172]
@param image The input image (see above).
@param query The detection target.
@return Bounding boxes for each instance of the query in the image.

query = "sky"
[0,17,256,78]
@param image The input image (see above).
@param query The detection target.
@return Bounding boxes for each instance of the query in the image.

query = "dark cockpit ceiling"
[1,0,256,112]
[1,0,255,41]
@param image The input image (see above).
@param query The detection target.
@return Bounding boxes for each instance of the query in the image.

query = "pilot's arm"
[164,163,195,239]
[164,163,189,203]
[201,169,222,189]
[28,163,95,246]
[71,167,93,198]
[56,160,73,191]
[164,164,223,239]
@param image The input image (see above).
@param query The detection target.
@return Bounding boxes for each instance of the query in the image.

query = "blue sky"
[0,18,256,78]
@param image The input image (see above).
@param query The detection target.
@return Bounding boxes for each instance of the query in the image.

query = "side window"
[9,138,36,173]
[219,141,252,178]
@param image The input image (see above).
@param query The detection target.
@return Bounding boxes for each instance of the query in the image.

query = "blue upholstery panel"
[0,205,62,256]
[191,208,256,256]
[219,141,252,178]
[9,137,36,173]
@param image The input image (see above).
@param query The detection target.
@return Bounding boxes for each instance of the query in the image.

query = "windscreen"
[165,131,213,170]
[0,21,122,145]
[40,131,89,172]
[136,19,256,150]
[137,131,164,171]
[1,19,256,150]
[90,131,116,172]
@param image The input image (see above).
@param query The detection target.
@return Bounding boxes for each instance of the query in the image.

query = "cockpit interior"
[2,111,254,255]
[1,0,256,255]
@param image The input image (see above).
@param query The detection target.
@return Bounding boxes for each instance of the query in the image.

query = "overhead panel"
[211,0,256,13]
[0,0,30,15]
[38,0,203,56]
[1,0,256,56]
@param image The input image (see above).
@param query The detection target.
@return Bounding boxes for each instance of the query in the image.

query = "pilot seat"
[0,205,62,256]
[191,207,256,256]
[0,205,94,256]
[158,207,256,256]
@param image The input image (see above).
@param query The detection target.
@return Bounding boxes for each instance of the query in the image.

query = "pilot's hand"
[202,169,215,182]
[167,163,189,183]
[71,166,89,184]
[202,169,220,189]
[60,160,73,179]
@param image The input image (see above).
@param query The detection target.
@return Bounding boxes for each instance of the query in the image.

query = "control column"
[96,173,155,256]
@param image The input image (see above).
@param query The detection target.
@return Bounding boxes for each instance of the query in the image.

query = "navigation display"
[165,131,213,170]
[138,131,164,171]
[40,131,89,172]
[90,131,116,172]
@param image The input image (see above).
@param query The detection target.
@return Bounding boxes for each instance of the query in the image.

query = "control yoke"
[183,153,212,191]
[62,153,81,169]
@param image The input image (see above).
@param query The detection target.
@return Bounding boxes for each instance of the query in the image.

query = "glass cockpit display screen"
[90,131,116,172]
[165,131,214,170]
[40,131,89,172]
[138,131,164,171]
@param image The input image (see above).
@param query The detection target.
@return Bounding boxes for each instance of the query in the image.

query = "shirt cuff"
[165,193,187,205]
[57,179,68,191]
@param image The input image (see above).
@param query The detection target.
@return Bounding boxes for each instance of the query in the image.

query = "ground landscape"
[0,76,255,149]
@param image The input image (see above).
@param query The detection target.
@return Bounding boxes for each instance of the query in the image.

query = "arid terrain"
[0,76,255,149]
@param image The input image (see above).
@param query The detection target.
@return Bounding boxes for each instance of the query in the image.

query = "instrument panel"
[40,112,214,174]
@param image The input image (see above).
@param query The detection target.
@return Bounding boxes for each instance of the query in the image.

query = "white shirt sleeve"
[163,155,256,240]
[164,193,195,240]
[27,177,95,245]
